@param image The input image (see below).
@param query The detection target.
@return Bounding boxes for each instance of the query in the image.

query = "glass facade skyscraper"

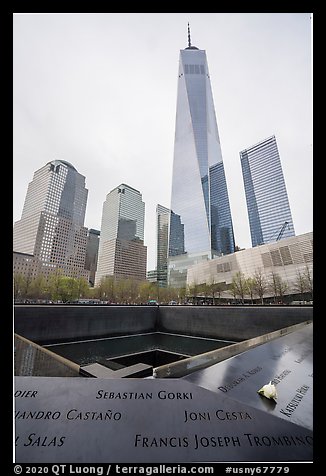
[13,159,89,279]
[95,184,147,285]
[156,204,170,287]
[168,28,235,287]
[240,135,295,247]
[85,228,100,286]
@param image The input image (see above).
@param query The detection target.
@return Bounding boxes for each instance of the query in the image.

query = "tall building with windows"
[85,228,100,286]
[95,184,147,285]
[13,160,89,279]
[168,26,235,287]
[156,204,170,287]
[240,135,295,247]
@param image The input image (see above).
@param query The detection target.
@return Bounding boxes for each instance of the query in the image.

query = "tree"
[19,273,34,300]
[89,284,101,300]
[126,278,140,304]
[115,278,141,304]
[268,272,288,303]
[156,285,167,304]
[29,274,47,300]
[209,281,225,305]
[57,276,80,302]
[303,265,313,300]
[48,268,65,302]
[293,270,308,301]
[13,273,27,301]
[138,281,154,303]
[188,280,200,304]
[269,272,278,303]
[177,286,187,304]
[277,278,289,303]
[46,270,83,302]
[199,283,210,303]
[98,276,115,302]
[231,272,247,304]
[229,282,237,302]
[114,278,126,303]
[245,277,256,304]
[75,277,89,299]
[253,269,268,305]
[159,285,179,304]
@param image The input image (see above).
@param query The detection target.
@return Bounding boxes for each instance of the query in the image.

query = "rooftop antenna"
[187,22,191,48]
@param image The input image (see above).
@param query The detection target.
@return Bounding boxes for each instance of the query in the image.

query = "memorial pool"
[44,332,236,368]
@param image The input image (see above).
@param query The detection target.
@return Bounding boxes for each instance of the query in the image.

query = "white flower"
[257,381,277,402]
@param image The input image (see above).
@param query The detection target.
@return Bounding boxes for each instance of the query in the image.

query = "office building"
[146,269,158,283]
[13,160,89,280]
[240,135,295,247]
[13,251,39,280]
[168,26,235,287]
[95,184,147,285]
[85,228,100,286]
[156,204,170,287]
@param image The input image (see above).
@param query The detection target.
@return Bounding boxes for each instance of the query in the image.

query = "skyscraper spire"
[186,23,198,50]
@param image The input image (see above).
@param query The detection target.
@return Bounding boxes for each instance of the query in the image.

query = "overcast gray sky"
[13,12,312,272]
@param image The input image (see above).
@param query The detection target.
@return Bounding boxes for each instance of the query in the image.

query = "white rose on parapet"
[257,381,277,402]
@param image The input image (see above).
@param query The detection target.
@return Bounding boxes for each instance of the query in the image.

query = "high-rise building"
[156,204,170,287]
[240,135,295,247]
[95,184,147,285]
[85,228,100,286]
[146,269,158,283]
[168,26,235,287]
[13,159,89,280]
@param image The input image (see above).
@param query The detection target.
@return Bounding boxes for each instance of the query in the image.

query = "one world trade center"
[168,26,235,287]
